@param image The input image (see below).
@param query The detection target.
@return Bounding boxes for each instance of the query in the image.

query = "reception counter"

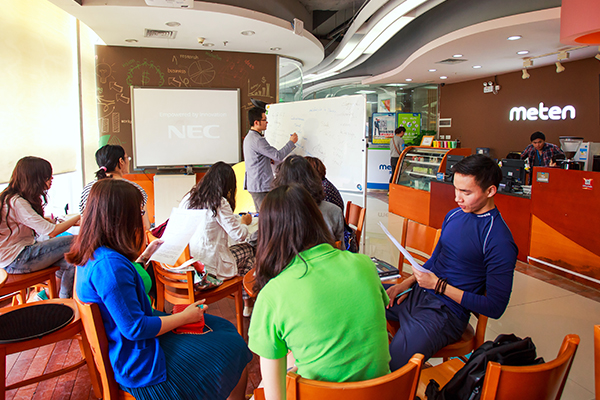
[389,167,600,285]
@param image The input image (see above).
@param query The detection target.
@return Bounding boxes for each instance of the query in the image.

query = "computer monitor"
[445,155,464,182]
[500,159,527,187]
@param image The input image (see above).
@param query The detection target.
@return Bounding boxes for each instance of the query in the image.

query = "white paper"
[378,222,431,274]
[150,208,203,265]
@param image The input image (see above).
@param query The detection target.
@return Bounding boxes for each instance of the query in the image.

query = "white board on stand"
[264,95,367,203]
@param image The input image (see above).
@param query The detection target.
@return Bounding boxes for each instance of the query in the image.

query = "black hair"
[453,154,502,190]
[395,126,406,134]
[530,131,545,142]
[248,107,265,128]
[94,145,126,179]
[273,155,324,204]
[186,162,237,216]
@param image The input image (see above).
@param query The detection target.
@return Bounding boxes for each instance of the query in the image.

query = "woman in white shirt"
[179,162,255,315]
[0,157,81,298]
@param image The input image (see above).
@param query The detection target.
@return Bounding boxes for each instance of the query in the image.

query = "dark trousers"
[390,157,399,183]
[385,284,468,370]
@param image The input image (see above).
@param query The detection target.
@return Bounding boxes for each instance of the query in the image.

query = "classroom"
[1,0,599,399]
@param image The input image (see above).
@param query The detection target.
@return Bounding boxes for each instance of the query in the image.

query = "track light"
[556,61,565,73]
[522,69,530,79]
[522,59,531,79]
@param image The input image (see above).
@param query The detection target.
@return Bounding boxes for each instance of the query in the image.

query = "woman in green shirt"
[248,185,390,400]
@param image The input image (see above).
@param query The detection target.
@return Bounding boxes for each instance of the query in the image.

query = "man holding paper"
[385,154,517,370]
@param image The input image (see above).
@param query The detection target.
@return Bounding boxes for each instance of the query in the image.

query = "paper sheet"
[378,222,431,274]
[150,208,204,265]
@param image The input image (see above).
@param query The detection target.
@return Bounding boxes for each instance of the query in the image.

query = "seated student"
[179,162,255,315]
[248,185,390,400]
[69,179,252,400]
[385,154,518,370]
[80,144,150,230]
[305,156,344,212]
[273,155,344,244]
[0,157,80,299]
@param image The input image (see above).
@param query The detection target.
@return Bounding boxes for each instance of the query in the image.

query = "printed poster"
[397,113,421,145]
[372,113,396,144]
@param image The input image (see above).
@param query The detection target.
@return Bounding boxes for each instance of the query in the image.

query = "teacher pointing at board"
[243,106,298,211]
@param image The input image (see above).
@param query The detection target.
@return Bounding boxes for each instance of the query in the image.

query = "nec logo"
[509,103,575,121]
[168,125,220,139]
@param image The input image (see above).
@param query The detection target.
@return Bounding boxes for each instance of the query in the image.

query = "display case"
[389,146,471,225]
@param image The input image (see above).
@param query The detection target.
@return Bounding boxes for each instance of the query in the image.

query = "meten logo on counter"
[509,103,576,121]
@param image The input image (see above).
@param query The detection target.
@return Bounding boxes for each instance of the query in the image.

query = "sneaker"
[33,289,49,302]
[243,306,253,318]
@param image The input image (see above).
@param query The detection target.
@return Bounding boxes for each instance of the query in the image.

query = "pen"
[394,287,413,300]
[196,304,205,309]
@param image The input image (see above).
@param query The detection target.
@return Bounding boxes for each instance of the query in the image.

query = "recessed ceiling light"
[241,30,255,36]
[507,35,522,41]
[440,76,448,79]
[165,21,181,27]
[428,69,437,72]
[202,43,215,47]
[452,54,463,58]
[517,50,529,55]
[125,39,138,43]
[270,47,281,51]
[405,78,412,82]
[385,83,408,87]
[472,65,482,69]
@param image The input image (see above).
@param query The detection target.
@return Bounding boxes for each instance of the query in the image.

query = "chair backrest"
[399,219,441,269]
[480,334,580,400]
[594,325,600,400]
[74,295,122,400]
[345,201,366,243]
[285,353,423,400]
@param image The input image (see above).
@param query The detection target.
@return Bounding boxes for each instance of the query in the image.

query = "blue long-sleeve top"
[76,247,165,388]
[423,207,518,321]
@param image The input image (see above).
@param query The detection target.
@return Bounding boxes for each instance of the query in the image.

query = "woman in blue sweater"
[67,179,252,400]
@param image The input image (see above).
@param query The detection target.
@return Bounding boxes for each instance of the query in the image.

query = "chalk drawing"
[97,62,113,84]
[109,81,123,93]
[248,77,271,98]
[188,60,216,85]
[112,112,120,133]
[126,59,165,87]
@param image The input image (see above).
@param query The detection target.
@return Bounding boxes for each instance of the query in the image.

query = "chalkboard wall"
[95,46,277,165]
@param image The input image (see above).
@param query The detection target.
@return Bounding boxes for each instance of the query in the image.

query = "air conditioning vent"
[144,29,178,39]
[436,58,467,65]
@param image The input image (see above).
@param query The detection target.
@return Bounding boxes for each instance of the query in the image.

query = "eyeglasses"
[141,209,146,216]
[261,119,267,122]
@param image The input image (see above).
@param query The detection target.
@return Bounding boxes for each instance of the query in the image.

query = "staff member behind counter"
[520,131,564,167]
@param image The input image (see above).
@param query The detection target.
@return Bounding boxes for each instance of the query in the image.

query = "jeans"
[5,235,75,298]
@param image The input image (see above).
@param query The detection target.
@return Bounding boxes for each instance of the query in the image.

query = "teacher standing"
[243,106,298,211]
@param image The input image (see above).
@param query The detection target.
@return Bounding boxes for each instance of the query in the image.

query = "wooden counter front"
[529,168,600,280]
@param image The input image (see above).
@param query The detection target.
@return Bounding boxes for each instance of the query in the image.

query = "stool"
[0,299,101,398]
[0,267,60,305]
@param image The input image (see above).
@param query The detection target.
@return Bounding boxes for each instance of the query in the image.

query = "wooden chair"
[146,231,244,337]
[417,334,580,400]
[345,201,366,243]
[594,325,600,400]
[242,267,257,298]
[433,313,488,361]
[0,269,7,290]
[0,299,101,399]
[0,266,59,305]
[254,353,424,400]
[75,297,136,399]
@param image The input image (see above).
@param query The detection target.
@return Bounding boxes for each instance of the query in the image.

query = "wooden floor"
[2,296,261,400]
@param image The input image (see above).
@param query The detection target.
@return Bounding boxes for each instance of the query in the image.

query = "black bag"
[344,223,359,253]
[425,333,544,400]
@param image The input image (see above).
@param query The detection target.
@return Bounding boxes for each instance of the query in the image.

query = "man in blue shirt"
[386,154,518,370]
[520,131,564,167]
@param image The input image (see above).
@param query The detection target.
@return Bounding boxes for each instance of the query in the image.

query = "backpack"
[425,333,544,400]
[344,224,359,253]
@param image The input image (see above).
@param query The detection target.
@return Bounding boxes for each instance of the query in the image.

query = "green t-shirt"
[248,243,391,382]
[133,262,152,305]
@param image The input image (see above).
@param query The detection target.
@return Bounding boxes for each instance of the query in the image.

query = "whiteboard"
[131,87,240,168]
[264,95,367,194]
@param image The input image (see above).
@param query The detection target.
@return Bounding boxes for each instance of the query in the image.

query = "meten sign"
[509,103,576,121]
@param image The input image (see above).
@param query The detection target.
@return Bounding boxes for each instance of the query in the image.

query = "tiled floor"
[4,190,599,399]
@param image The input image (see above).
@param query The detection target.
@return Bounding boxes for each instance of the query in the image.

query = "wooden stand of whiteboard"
[153,175,196,225]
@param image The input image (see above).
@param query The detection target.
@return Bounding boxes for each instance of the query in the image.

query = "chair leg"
[234,289,244,338]
[77,332,102,399]
[0,347,5,399]
[47,277,58,299]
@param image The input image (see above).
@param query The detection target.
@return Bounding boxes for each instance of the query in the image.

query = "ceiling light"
[356,90,377,94]
[507,35,522,41]
[440,76,448,79]
[125,39,138,43]
[270,47,281,51]
[385,83,408,87]
[202,43,214,47]
[556,61,565,73]
[522,69,530,79]
[241,30,255,36]
[165,21,181,27]
[452,54,463,58]
[472,65,482,69]
[517,50,529,55]
[405,78,412,82]
[428,69,437,72]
